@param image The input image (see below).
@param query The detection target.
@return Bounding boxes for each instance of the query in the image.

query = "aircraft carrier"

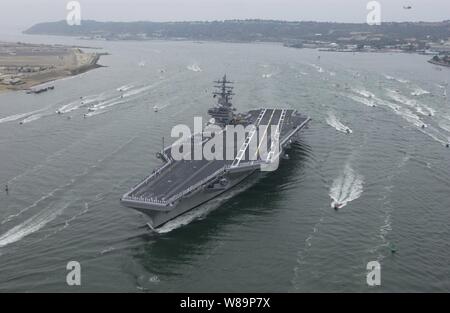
[121,75,311,229]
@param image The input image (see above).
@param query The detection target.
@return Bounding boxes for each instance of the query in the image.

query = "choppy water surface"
[0,34,449,292]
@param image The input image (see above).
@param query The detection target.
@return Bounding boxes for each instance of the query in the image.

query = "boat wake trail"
[375,97,425,128]
[292,209,326,289]
[329,164,364,209]
[0,203,66,248]
[411,88,430,97]
[345,91,377,107]
[296,71,309,77]
[86,99,127,116]
[57,94,107,114]
[122,83,155,97]
[117,84,135,92]
[384,75,409,84]
[372,93,449,146]
[369,154,410,261]
[85,79,170,117]
[150,95,181,112]
[419,125,450,146]
[19,113,52,124]
[187,64,202,72]
[0,109,44,125]
[352,88,375,98]
[439,120,450,134]
[4,135,89,187]
[57,79,170,118]
[40,202,90,241]
[310,63,325,73]
[326,112,352,134]
[386,90,435,117]
[1,132,142,246]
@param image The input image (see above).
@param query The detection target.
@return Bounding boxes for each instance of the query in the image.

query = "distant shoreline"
[24,19,450,48]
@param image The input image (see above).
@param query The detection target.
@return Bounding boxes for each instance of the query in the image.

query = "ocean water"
[0,34,449,292]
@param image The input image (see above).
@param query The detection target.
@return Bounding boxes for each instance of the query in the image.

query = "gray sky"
[1,0,449,31]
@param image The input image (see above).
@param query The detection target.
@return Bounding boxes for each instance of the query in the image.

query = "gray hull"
[123,169,256,228]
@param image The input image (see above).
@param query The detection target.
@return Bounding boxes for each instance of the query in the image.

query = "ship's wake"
[329,164,364,209]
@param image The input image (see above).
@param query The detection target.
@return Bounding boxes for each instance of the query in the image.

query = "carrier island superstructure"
[121,75,311,228]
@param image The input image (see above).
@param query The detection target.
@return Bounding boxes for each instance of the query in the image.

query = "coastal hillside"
[25,20,450,45]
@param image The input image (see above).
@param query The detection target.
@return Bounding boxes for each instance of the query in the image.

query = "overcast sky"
[1,0,449,31]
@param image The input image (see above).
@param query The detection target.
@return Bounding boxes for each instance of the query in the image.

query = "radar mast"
[208,75,236,125]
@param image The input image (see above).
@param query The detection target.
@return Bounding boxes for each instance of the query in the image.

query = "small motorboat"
[332,201,344,210]
[153,106,159,112]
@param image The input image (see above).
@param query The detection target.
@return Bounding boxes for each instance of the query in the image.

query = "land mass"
[25,20,450,53]
[0,41,106,93]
